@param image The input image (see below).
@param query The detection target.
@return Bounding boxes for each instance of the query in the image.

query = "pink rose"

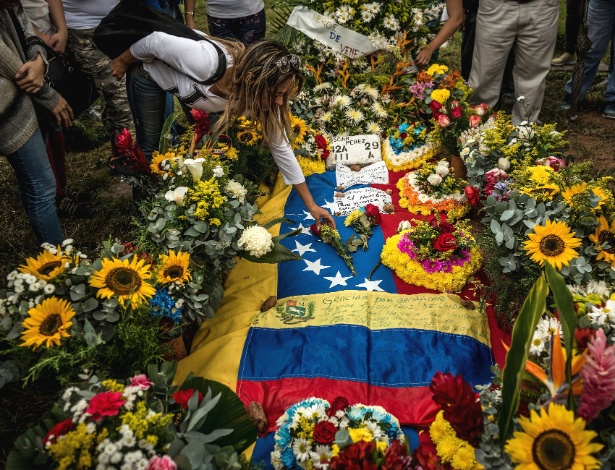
[450,105,463,119]
[437,114,451,128]
[473,103,489,116]
[469,115,481,128]
[147,455,177,470]
[484,168,507,186]
[546,156,566,172]
[130,374,154,390]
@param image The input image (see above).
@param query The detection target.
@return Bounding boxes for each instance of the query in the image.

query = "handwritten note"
[325,134,382,169]
[336,161,389,189]
[333,187,391,216]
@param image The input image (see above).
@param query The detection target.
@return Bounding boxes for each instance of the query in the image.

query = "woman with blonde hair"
[111,36,334,228]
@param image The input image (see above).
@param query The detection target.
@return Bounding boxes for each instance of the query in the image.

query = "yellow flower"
[376,441,388,454]
[505,404,603,469]
[331,444,340,457]
[21,297,75,349]
[589,215,615,266]
[562,182,588,204]
[523,220,582,270]
[348,427,373,443]
[48,422,96,470]
[89,257,155,308]
[426,64,449,76]
[344,210,363,227]
[149,151,176,176]
[157,250,191,284]
[101,379,124,392]
[19,246,68,281]
[291,115,309,145]
[224,146,239,160]
[430,89,450,104]
[237,130,259,146]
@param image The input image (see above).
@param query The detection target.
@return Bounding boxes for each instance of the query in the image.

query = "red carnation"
[464,185,481,207]
[426,215,439,228]
[173,388,204,409]
[86,391,126,421]
[438,221,455,234]
[429,100,442,113]
[327,396,349,417]
[330,441,377,470]
[432,233,457,252]
[43,418,75,446]
[310,223,321,237]
[313,421,338,445]
[399,132,408,140]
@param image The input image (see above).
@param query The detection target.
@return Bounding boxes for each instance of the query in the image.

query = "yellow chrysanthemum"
[21,297,75,349]
[426,64,449,76]
[562,182,588,204]
[523,220,581,270]
[505,404,603,470]
[224,146,239,160]
[89,257,155,308]
[149,151,176,176]
[589,215,615,266]
[348,427,373,443]
[430,89,450,104]
[157,250,192,284]
[19,247,68,281]
[291,115,308,145]
[237,130,259,146]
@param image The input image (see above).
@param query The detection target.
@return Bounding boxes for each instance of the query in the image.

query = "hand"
[185,15,196,29]
[414,47,434,66]
[15,55,45,93]
[310,206,336,230]
[111,57,129,80]
[48,30,68,54]
[51,95,74,128]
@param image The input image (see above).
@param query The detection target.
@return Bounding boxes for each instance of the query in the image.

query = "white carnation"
[225,180,248,203]
[238,226,273,258]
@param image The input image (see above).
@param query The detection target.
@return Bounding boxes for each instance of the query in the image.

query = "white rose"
[435,163,449,177]
[498,158,511,171]
[427,173,442,186]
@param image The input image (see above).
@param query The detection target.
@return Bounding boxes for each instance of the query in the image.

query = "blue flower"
[346,406,365,421]
[150,288,183,324]
[276,425,292,448]
[280,447,297,469]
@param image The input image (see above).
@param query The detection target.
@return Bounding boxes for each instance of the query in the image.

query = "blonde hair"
[216,39,304,145]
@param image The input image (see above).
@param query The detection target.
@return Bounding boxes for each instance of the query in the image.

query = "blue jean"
[207,9,266,45]
[565,0,615,103]
[6,128,63,245]
[126,65,168,159]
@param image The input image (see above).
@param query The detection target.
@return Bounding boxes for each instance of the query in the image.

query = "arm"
[415,0,465,66]
[293,182,336,229]
[15,4,47,94]
[110,48,139,80]
[46,0,68,53]
[184,0,196,29]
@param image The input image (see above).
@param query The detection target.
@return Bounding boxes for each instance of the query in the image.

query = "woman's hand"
[15,55,45,94]
[51,95,74,128]
[310,206,336,230]
[415,47,434,66]
[111,56,129,80]
[48,29,68,54]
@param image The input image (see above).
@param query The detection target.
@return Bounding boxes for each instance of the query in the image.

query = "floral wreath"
[398,159,470,220]
[291,115,331,178]
[381,217,482,292]
[382,122,439,172]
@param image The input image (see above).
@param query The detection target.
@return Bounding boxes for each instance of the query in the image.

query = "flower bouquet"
[290,115,331,177]
[381,217,482,292]
[311,224,357,275]
[344,204,382,251]
[381,122,439,172]
[270,396,405,470]
[397,159,470,220]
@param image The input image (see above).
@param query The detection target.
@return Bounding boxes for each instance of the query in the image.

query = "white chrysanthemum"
[529,332,547,356]
[346,108,364,124]
[371,101,388,118]
[238,226,273,258]
[427,174,442,186]
[335,6,355,24]
[366,122,381,134]
[585,280,610,297]
[225,179,248,203]
[319,111,333,123]
[271,450,283,470]
[360,9,375,21]
[313,82,332,92]
[517,125,534,140]
[382,14,400,31]
[292,437,311,462]
[536,316,561,337]
[310,445,333,469]
[332,95,352,108]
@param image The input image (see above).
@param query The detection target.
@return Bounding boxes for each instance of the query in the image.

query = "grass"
[1,0,615,464]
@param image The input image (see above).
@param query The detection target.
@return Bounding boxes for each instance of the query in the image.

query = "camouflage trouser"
[66,29,133,137]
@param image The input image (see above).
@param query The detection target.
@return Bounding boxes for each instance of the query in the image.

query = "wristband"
[185,11,194,16]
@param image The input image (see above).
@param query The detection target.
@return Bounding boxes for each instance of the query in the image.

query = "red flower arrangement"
[313,421,338,445]
[86,391,126,421]
[43,418,75,446]
[114,128,152,177]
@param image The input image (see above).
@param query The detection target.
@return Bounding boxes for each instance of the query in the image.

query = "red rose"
[310,223,321,237]
[44,418,75,446]
[439,221,455,234]
[432,233,457,252]
[86,391,126,421]
[399,132,407,139]
[436,114,451,128]
[173,389,204,409]
[314,134,327,149]
[464,185,481,207]
[469,115,481,128]
[429,100,442,112]
[321,149,330,160]
[426,215,439,228]
[313,421,338,445]
[330,441,377,470]
[450,105,463,119]
[327,396,349,417]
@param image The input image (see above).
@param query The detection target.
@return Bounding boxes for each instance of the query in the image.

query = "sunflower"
[523,220,582,270]
[149,151,175,176]
[589,215,615,266]
[237,130,259,146]
[561,183,588,205]
[290,115,308,145]
[21,297,75,349]
[89,257,155,308]
[157,250,192,284]
[505,404,603,470]
[19,247,68,281]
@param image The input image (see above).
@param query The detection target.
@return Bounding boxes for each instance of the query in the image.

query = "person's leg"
[512,0,559,123]
[207,15,237,40]
[468,0,517,110]
[461,12,477,81]
[235,9,266,45]
[6,128,63,245]
[126,66,168,159]
[564,0,614,103]
[565,0,581,54]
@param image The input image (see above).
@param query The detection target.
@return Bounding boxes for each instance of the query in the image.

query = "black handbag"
[93,0,226,86]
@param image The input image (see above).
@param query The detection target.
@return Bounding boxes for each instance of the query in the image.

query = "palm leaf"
[158,111,183,155]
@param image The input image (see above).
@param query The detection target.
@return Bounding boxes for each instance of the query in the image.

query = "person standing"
[468,0,559,124]
[552,0,582,65]
[62,0,134,175]
[204,0,266,45]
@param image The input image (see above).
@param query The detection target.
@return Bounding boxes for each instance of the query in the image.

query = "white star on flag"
[292,241,317,257]
[303,258,331,275]
[302,210,315,221]
[291,223,313,235]
[356,278,384,292]
[323,271,352,288]
[321,199,337,213]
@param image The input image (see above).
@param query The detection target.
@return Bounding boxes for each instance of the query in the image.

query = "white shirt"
[130,32,305,185]
[62,0,118,30]
[22,0,54,35]
[205,0,264,19]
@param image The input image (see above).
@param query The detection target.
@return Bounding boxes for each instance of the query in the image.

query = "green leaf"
[158,111,183,154]
[241,241,301,264]
[544,262,577,410]
[498,274,548,444]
